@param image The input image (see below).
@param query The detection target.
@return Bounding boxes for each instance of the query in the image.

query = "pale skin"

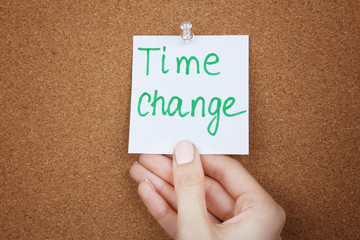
[130,140,286,240]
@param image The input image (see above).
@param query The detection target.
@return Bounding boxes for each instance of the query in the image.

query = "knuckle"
[158,181,169,196]
[204,178,213,195]
[264,201,286,227]
[276,204,286,225]
[178,172,203,190]
[154,205,171,222]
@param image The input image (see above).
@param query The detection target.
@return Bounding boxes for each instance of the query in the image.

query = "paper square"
[129,35,248,154]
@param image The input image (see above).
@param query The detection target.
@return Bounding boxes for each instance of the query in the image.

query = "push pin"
[180,21,194,43]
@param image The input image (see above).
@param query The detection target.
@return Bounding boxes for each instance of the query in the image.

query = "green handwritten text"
[137,90,247,136]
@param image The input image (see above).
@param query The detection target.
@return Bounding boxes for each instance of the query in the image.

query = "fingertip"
[129,162,139,181]
[138,154,150,164]
[174,140,195,165]
[144,178,156,191]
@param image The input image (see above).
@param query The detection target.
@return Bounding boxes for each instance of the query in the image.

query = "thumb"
[173,140,211,239]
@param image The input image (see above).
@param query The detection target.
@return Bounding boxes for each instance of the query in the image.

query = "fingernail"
[175,140,194,165]
[145,179,156,191]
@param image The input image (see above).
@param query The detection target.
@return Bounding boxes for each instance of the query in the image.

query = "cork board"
[1,1,359,239]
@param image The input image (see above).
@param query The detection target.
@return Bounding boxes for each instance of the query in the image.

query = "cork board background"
[1,0,359,239]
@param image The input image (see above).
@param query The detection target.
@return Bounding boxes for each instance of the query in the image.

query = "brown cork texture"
[1,0,359,239]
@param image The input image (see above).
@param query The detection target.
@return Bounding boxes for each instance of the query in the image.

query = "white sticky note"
[129,35,249,154]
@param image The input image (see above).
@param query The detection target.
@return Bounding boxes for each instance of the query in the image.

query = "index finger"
[201,155,268,199]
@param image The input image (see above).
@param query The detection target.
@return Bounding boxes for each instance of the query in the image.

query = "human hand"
[130,140,285,240]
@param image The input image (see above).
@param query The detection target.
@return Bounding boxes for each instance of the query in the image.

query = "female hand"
[130,140,285,240]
